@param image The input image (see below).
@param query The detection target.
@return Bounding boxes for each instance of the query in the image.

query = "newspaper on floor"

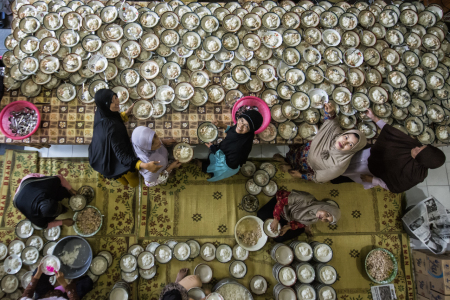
[402,196,450,254]
[371,284,397,300]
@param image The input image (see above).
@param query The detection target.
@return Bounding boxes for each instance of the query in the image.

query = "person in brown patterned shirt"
[22,262,93,300]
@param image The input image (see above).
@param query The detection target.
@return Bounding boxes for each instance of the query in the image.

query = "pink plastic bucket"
[0,101,41,140]
[231,96,271,134]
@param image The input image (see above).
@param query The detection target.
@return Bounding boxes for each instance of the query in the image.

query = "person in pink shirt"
[14,174,76,229]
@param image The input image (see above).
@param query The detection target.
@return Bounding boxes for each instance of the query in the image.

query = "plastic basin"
[0,101,40,140]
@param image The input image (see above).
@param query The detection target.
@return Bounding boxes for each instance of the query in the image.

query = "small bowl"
[89,255,108,276]
[241,194,259,213]
[250,275,268,295]
[229,260,247,279]
[262,180,278,197]
[43,226,61,241]
[26,235,44,251]
[200,243,216,262]
[21,246,39,265]
[194,263,213,283]
[15,220,34,239]
[245,179,262,195]
[263,218,281,237]
[201,15,220,33]
[8,240,25,256]
[216,244,233,263]
[352,93,370,112]
[358,122,377,139]
[120,254,137,272]
[339,115,357,129]
[173,143,194,163]
[308,88,328,109]
[197,122,219,143]
[1,274,19,293]
[344,48,364,67]
[365,248,398,284]
[41,255,60,275]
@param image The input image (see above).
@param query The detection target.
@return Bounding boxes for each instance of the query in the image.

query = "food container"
[89,255,108,276]
[98,251,113,268]
[197,122,219,143]
[1,274,19,293]
[0,242,8,260]
[292,261,315,284]
[145,242,160,254]
[311,283,336,300]
[109,281,131,300]
[139,265,157,280]
[232,244,249,261]
[41,255,61,275]
[241,161,256,177]
[15,220,34,239]
[294,283,316,300]
[154,244,173,264]
[121,269,138,283]
[188,287,207,300]
[194,263,213,283]
[173,143,194,163]
[186,240,201,259]
[313,263,337,285]
[263,218,281,238]
[4,254,22,274]
[273,283,296,300]
[245,179,262,196]
[262,181,278,197]
[137,251,155,270]
[253,170,270,187]
[250,275,267,295]
[230,260,247,279]
[365,248,398,284]
[260,162,277,178]
[273,263,296,287]
[310,241,333,263]
[216,244,233,263]
[73,205,103,237]
[174,242,191,261]
[43,226,61,241]
[42,242,56,256]
[119,254,137,273]
[21,246,39,265]
[8,240,25,256]
[271,243,294,265]
[26,235,44,252]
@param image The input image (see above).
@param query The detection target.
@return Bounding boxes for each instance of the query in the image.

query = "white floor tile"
[446,163,450,186]
[261,145,287,158]
[441,146,450,162]
[48,145,73,158]
[72,145,89,157]
[192,144,210,159]
[248,144,262,158]
[405,186,429,207]
[428,186,450,209]
[426,164,449,185]
[24,146,49,158]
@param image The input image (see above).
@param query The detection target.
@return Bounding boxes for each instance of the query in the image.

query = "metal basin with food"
[53,236,93,279]
[365,248,398,284]
[73,205,103,237]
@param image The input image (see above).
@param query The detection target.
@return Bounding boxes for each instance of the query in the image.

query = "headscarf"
[307,118,367,183]
[213,110,263,169]
[131,126,169,183]
[281,190,341,225]
[368,124,445,193]
[94,89,122,122]
[88,89,138,179]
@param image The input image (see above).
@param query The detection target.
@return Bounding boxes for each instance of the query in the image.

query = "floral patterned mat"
[0,150,413,300]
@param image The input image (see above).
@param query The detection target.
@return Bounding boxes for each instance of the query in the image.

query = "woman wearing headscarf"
[196,109,263,182]
[273,103,367,183]
[132,126,182,187]
[257,190,341,242]
[341,109,445,192]
[21,262,93,300]
[88,89,162,187]
[14,173,76,229]
[159,268,208,300]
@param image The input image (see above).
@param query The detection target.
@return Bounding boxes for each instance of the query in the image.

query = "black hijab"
[161,290,183,300]
[212,110,263,169]
[14,176,71,228]
[88,89,139,179]
[368,124,446,193]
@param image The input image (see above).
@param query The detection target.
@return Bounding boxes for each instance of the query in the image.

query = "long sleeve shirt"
[22,277,79,300]
[341,120,389,190]
[273,191,306,230]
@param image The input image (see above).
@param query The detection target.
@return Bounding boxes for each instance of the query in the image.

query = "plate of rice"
[365,248,398,284]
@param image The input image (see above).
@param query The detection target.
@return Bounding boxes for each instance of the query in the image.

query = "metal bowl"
[73,205,103,237]
[53,236,93,279]
[365,248,398,284]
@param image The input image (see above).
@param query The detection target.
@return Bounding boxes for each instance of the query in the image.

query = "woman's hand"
[56,271,68,288]
[360,174,374,183]
[62,219,74,226]
[324,103,335,116]
[167,160,182,171]
[280,225,290,236]
[270,219,279,232]
[69,188,77,196]
[288,170,303,178]
[205,142,213,148]
[365,108,379,123]
[125,103,135,116]
[162,138,177,147]
[141,161,163,173]
[305,226,313,238]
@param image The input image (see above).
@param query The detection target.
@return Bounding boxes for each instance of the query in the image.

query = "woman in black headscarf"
[14,174,76,229]
[88,89,162,187]
[196,109,263,181]
[359,109,446,193]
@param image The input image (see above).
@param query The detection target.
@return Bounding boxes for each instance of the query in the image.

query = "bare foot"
[279,164,291,173]
[175,268,189,283]
[273,154,286,162]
